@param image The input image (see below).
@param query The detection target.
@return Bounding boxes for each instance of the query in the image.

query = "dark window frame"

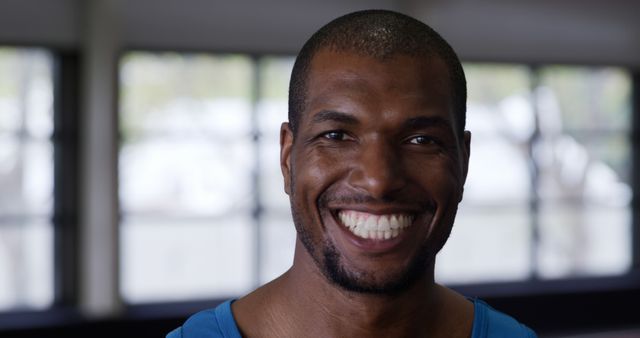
[52,49,81,309]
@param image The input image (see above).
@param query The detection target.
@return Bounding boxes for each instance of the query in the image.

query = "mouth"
[336,210,415,241]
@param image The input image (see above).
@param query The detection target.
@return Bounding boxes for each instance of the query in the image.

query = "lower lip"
[334,215,411,254]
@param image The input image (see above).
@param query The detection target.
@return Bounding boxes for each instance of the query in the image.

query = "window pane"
[0,221,53,311]
[120,137,253,216]
[437,205,531,284]
[120,53,252,135]
[464,64,534,139]
[0,137,53,215]
[259,212,295,284]
[539,203,631,278]
[257,57,294,212]
[438,64,533,284]
[538,67,631,130]
[257,57,296,284]
[121,217,254,303]
[0,49,54,137]
[0,47,54,311]
[119,52,254,302]
[536,66,632,278]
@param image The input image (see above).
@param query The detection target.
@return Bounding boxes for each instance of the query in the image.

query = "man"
[169,9,536,338]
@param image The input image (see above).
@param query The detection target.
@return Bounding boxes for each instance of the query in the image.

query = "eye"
[407,135,437,145]
[322,131,348,141]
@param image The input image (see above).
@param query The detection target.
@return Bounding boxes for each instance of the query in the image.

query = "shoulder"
[471,299,537,338]
[166,300,242,338]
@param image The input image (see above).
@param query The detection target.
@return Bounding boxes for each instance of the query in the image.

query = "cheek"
[423,156,465,199]
[296,147,346,186]
[291,148,345,214]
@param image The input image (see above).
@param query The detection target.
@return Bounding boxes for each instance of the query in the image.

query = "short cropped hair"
[288,9,467,137]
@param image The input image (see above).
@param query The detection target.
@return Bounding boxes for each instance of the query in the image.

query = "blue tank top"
[167,298,537,337]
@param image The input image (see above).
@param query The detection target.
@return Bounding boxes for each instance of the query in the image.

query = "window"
[437,64,632,284]
[536,66,631,278]
[256,57,297,284]
[119,53,634,303]
[119,53,256,303]
[438,65,535,283]
[0,48,55,310]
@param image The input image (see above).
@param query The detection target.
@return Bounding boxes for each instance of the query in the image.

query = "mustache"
[317,189,433,210]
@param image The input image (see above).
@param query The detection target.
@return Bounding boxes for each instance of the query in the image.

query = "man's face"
[280,49,470,294]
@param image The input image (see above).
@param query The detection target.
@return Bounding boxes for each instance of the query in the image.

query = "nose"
[347,140,407,199]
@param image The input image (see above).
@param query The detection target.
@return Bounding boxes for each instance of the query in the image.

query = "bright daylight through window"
[0,48,54,311]
[119,52,633,303]
[439,65,632,284]
[119,53,255,302]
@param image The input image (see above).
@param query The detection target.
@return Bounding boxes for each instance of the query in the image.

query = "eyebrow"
[309,111,454,132]
[310,110,359,125]
[402,116,453,131]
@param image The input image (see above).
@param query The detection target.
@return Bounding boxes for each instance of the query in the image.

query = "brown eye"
[408,135,436,145]
[323,131,347,141]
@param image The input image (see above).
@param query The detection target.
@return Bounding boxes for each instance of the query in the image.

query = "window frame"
[52,49,81,309]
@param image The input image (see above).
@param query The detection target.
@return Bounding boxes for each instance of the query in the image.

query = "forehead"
[303,49,454,126]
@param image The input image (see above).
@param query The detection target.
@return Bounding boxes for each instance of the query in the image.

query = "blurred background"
[0,0,639,337]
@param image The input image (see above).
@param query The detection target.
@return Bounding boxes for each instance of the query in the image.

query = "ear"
[280,122,294,195]
[459,131,471,202]
[462,130,471,181]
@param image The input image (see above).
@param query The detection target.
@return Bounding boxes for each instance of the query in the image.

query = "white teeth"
[337,210,414,240]
[390,215,400,229]
[379,216,390,230]
[360,228,370,239]
[365,217,377,231]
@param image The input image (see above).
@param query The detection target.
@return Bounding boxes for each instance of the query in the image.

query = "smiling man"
[168,9,536,338]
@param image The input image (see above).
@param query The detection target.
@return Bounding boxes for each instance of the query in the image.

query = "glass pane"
[121,217,254,303]
[259,212,296,284]
[537,133,631,201]
[120,52,252,136]
[437,205,531,284]
[538,66,631,130]
[439,64,533,284]
[120,137,253,216]
[257,57,294,212]
[0,48,54,137]
[0,137,53,216]
[463,134,531,204]
[539,203,631,278]
[119,52,256,303]
[256,57,297,285]
[0,220,53,310]
[0,47,53,312]
[463,64,533,204]
[536,66,632,278]
[258,141,290,212]
[464,64,534,139]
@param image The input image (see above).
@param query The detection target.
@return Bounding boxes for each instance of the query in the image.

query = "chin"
[321,239,432,295]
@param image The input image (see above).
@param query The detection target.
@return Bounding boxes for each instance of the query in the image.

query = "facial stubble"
[289,181,450,295]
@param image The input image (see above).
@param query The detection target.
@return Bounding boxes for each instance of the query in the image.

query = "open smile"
[337,210,415,240]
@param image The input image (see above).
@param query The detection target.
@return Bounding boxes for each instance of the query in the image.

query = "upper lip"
[328,205,426,216]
